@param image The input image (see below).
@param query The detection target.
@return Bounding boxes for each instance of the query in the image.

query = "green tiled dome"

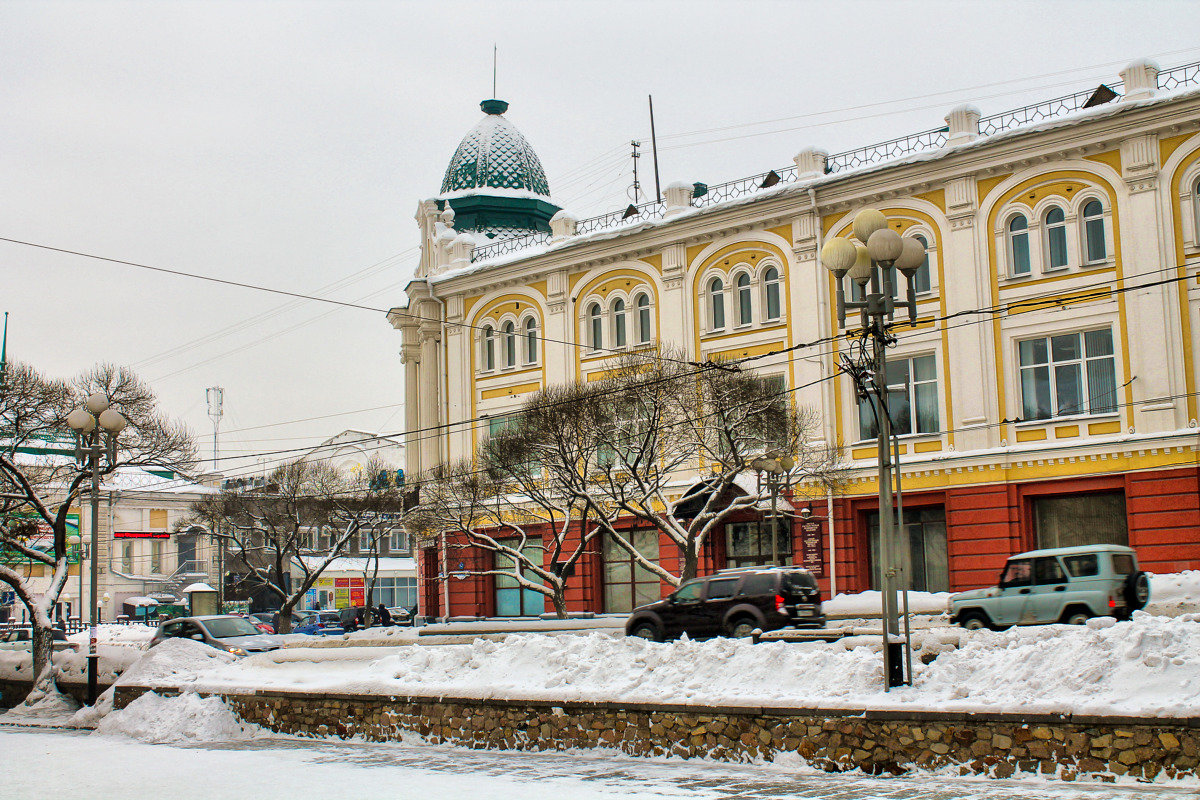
[440,99,551,196]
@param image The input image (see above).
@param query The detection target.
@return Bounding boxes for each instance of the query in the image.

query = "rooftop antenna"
[629,141,643,204]
[649,95,662,203]
[0,312,8,391]
[206,386,224,473]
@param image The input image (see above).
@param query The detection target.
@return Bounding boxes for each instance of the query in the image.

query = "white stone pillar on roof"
[944,105,981,146]
[793,148,828,179]
[1120,59,1160,102]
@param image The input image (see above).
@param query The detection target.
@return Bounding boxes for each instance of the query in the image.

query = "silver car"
[150,615,286,656]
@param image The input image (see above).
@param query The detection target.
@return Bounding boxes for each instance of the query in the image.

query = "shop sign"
[114,530,171,539]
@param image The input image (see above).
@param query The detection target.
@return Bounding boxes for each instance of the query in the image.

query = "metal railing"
[468,60,1200,263]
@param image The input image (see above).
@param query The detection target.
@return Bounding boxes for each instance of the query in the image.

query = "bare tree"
[406,386,607,618]
[0,362,195,700]
[512,347,841,585]
[194,457,403,633]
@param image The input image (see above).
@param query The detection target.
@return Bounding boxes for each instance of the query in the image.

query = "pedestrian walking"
[377,604,391,626]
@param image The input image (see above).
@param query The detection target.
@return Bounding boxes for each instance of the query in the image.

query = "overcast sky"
[3,0,1198,478]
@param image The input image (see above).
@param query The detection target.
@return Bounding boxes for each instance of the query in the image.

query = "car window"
[999,559,1032,587]
[673,581,704,601]
[705,579,738,600]
[783,571,818,591]
[1112,553,1134,575]
[1034,557,1067,585]
[739,573,775,596]
[1062,554,1099,577]
[203,617,261,638]
[162,622,183,637]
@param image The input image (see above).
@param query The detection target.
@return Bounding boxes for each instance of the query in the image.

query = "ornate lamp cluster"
[820,209,927,691]
[66,392,126,704]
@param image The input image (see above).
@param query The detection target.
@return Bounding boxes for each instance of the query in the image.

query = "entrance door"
[868,507,948,592]
[494,540,545,617]
[603,530,661,613]
[177,536,197,572]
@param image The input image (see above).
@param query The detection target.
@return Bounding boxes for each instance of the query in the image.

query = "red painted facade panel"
[419,465,1200,618]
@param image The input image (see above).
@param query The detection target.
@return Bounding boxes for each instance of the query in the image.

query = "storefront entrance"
[494,541,545,617]
[868,507,949,593]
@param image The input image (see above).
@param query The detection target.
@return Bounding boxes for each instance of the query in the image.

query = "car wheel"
[727,618,757,639]
[1063,610,1091,625]
[630,623,659,642]
[957,611,990,631]
[1124,571,1150,611]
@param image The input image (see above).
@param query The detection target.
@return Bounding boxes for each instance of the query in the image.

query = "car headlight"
[227,647,248,656]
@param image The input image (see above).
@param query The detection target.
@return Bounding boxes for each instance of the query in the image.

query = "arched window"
[481,326,495,371]
[635,293,651,344]
[502,322,516,368]
[708,277,725,330]
[588,303,603,350]
[1082,200,1106,262]
[736,272,752,325]
[1008,214,1031,277]
[1194,176,1200,241]
[763,267,781,321]
[1044,207,1067,269]
[613,298,627,347]
[911,235,931,293]
[524,317,538,364]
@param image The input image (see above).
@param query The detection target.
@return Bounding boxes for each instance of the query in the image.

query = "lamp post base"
[885,641,905,688]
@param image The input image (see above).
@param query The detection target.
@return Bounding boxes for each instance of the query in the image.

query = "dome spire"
[480,98,509,115]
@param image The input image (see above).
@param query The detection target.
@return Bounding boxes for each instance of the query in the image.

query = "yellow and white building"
[390,59,1200,617]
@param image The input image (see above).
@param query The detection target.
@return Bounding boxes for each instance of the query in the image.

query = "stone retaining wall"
[113,685,1199,783]
[0,678,108,709]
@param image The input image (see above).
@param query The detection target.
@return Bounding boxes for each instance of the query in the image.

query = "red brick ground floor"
[416,465,1200,619]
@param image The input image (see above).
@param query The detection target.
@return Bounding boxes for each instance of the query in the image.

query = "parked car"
[948,544,1150,630]
[0,626,74,652]
[293,612,344,636]
[385,607,413,626]
[338,606,377,632]
[149,615,287,656]
[625,566,825,642]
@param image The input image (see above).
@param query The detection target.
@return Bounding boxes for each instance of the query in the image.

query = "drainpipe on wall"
[427,283,452,619]
[809,185,837,599]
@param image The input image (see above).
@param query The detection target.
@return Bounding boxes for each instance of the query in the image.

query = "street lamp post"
[821,209,926,690]
[67,392,127,705]
[751,452,796,566]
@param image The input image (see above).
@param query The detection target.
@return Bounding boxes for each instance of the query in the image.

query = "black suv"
[624,567,825,641]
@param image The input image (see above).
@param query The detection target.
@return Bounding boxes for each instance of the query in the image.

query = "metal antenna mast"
[492,44,497,98]
[629,141,643,204]
[206,387,224,473]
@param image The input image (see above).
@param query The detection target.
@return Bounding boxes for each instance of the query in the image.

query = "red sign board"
[114,531,171,539]
[799,520,824,577]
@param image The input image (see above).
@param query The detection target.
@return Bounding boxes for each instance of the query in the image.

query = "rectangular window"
[150,541,163,574]
[1018,329,1116,420]
[388,529,407,554]
[858,354,939,440]
[725,521,791,569]
[602,530,661,614]
[752,374,789,451]
[867,507,948,592]
[1033,492,1127,549]
[122,543,133,573]
[149,509,168,529]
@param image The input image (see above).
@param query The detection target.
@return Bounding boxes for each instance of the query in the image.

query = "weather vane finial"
[493,43,497,98]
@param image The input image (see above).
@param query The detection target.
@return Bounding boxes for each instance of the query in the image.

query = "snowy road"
[3,727,1195,800]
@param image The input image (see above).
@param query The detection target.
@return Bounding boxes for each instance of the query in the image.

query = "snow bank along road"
[157,612,1200,717]
[2,726,1191,800]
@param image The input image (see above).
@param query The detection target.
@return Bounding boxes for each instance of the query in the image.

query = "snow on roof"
[432,83,1200,282]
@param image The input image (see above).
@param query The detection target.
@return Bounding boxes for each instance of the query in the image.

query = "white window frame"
[1042,205,1069,271]
[611,296,628,349]
[856,353,940,442]
[706,276,726,332]
[522,315,539,366]
[1006,212,1032,278]
[587,302,604,351]
[761,265,783,321]
[1016,327,1119,422]
[734,270,753,328]
[1078,197,1110,266]
[480,326,495,372]
[502,321,517,369]
[633,291,653,345]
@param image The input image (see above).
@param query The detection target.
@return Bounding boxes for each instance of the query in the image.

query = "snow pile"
[1147,570,1200,615]
[0,682,80,726]
[916,612,1200,716]
[161,612,1200,716]
[96,690,262,743]
[824,590,949,617]
[67,623,157,649]
[111,638,237,689]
